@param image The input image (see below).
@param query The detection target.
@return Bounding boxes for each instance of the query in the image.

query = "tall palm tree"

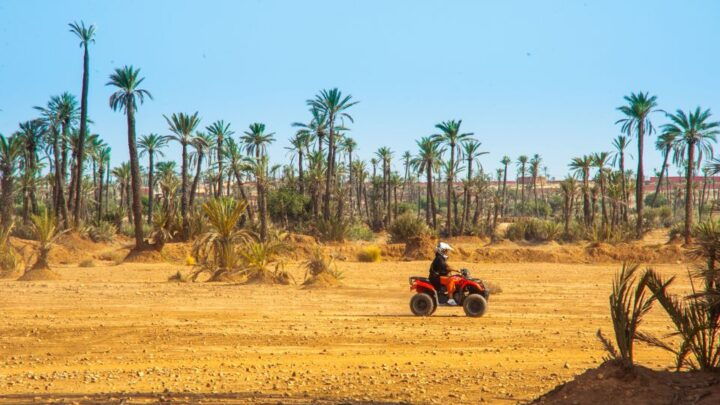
[286,131,310,195]
[433,120,473,235]
[663,108,720,244]
[69,21,96,226]
[343,137,357,218]
[570,155,593,227]
[592,152,611,227]
[206,120,234,197]
[240,123,275,159]
[189,131,212,208]
[139,133,168,225]
[112,162,132,223]
[0,134,23,230]
[107,66,153,249]
[224,137,254,221]
[529,154,542,216]
[307,89,358,220]
[241,123,275,239]
[94,145,111,221]
[611,135,630,222]
[376,147,393,226]
[652,131,678,206]
[559,176,578,234]
[412,137,444,229]
[460,139,486,233]
[516,155,529,214]
[18,119,44,220]
[401,150,412,201]
[164,112,201,240]
[500,156,511,216]
[292,107,328,155]
[616,92,659,238]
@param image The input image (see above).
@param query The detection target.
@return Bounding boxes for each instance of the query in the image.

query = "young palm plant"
[597,263,659,368]
[192,197,250,281]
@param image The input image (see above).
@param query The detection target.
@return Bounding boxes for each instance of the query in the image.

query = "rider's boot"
[447,298,458,306]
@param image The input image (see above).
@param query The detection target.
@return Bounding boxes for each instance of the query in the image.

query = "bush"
[357,245,382,262]
[0,225,19,273]
[506,219,561,242]
[347,222,374,241]
[316,218,349,242]
[88,221,117,243]
[388,213,430,243]
[304,246,344,280]
[268,186,309,224]
[78,259,95,267]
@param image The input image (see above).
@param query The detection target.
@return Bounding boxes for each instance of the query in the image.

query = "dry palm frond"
[29,210,67,270]
[238,231,292,284]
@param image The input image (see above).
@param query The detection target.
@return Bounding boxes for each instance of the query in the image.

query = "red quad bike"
[409,268,489,317]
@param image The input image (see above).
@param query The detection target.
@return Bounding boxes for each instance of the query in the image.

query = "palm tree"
[189,131,212,207]
[433,120,473,235]
[611,135,630,222]
[164,112,201,240]
[307,89,358,220]
[570,155,593,227]
[206,120,234,197]
[248,155,270,241]
[69,21,96,227]
[616,92,659,238]
[94,145,111,221]
[240,123,275,159]
[107,66,153,249]
[342,137,357,217]
[292,107,328,155]
[460,139,486,233]
[0,134,23,230]
[559,176,577,234]
[500,156,511,216]
[652,131,678,206]
[401,151,412,201]
[592,152,611,227]
[516,155,529,214]
[413,137,444,229]
[18,119,44,220]
[224,137,254,220]
[139,133,168,225]
[376,147,393,226]
[663,108,720,244]
[529,154,542,216]
[285,131,310,195]
[112,162,132,223]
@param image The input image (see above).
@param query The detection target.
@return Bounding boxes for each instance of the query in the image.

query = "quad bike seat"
[409,276,431,284]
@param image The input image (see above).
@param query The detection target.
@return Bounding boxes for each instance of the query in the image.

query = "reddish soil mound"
[302,272,343,289]
[532,361,720,405]
[123,247,165,263]
[403,235,435,260]
[16,268,62,281]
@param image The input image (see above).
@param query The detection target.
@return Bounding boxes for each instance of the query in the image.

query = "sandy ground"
[0,256,692,404]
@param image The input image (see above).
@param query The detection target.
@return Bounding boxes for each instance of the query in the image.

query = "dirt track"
[0,251,692,404]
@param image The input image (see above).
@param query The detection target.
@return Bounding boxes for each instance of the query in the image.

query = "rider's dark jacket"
[428,252,449,288]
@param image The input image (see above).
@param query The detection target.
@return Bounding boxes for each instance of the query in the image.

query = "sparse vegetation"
[357,245,382,262]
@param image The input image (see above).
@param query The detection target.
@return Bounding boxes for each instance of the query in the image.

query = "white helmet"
[436,242,454,258]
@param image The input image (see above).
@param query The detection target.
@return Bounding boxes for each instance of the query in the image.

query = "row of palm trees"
[3,20,720,250]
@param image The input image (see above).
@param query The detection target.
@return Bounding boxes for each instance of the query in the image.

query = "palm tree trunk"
[180,142,189,240]
[147,152,155,225]
[501,164,508,216]
[652,147,670,207]
[189,154,203,208]
[446,144,454,236]
[685,142,695,244]
[97,165,104,222]
[126,104,145,249]
[323,114,335,221]
[298,151,305,196]
[636,121,645,239]
[216,134,223,197]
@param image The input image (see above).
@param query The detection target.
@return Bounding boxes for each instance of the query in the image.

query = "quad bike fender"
[411,281,440,305]
[462,280,489,298]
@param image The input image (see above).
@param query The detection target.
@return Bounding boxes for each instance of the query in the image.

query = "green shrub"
[506,219,562,242]
[388,213,430,243]
[88,221,117,243]
[316,218,350,242]
[347,222,374,241]
[357,245,382,262]
[268,186,309,223]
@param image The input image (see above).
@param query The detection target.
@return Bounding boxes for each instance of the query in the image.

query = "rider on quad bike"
[429,242,458,306]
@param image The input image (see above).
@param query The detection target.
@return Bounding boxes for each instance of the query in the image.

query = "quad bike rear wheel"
[410,293,434,316]
[463,294,487,317]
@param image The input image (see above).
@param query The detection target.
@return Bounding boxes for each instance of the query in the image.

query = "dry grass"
[357,245,382,262]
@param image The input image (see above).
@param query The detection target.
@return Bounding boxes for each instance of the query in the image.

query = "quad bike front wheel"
[463,294,488,317]
[410,293,435,316]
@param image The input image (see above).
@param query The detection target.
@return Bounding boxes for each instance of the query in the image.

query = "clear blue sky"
[1,0,718,179]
